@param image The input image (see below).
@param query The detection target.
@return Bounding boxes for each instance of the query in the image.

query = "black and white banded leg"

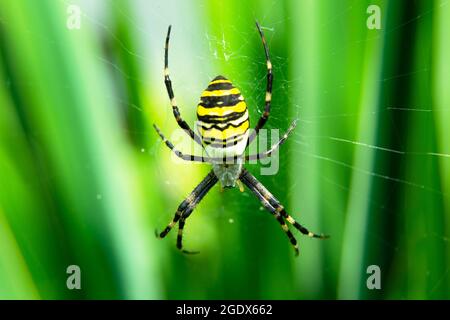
[156,170,219,253]
[247,21,273,147]
[164,25,204,147]
[246,119,298,161]
[239,169,328,255]
[239,170,300,255]
[153,124,210,162]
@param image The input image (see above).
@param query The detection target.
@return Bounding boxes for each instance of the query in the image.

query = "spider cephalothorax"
[154,22,328,255]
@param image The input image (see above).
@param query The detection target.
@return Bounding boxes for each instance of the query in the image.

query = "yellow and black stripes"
[197,76,249,150]
[164,25,204,147]
[239,168,329,255]
[156,170,218,253]
[202,134,247,148]
[198,110,247,124]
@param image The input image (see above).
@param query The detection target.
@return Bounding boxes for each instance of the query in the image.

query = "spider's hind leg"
[264,195,329,239]
[156,170,218,253]
[240,171,300,255]
[239,169,329,255]
[273,210,300,256]
[175,172,218,253]
[284,214,329,239]
[156,209,183,239]
[257,185,329,239]
[177,218,200,254]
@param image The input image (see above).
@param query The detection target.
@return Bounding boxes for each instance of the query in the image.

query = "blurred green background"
[0,0,449,299]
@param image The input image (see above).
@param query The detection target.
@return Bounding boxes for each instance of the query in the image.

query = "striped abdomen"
[196,75,249,159]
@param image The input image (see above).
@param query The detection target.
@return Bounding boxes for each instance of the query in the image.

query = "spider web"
[2,0,448,299]
[58,0,450,299]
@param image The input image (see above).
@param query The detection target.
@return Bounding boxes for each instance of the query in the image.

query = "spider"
[154,22,329,256]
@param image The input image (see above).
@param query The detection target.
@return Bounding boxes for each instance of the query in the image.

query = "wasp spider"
[154,22,328,255]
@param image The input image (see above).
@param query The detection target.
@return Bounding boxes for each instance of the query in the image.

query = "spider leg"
[241,169,329,239]
[153,124,210,162]
[246,119,298,161]
[164,25,204,147]
[175,172,218,254]
[176,218,198,254]
[240,169,329,254]
[246,21,273,148]
[156,170,218,253]
[239,170,300,256]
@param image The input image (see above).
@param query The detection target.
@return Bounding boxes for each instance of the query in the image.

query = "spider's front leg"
[239,168,328,256]
[156,170,218,254]
[163,25,204,147]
